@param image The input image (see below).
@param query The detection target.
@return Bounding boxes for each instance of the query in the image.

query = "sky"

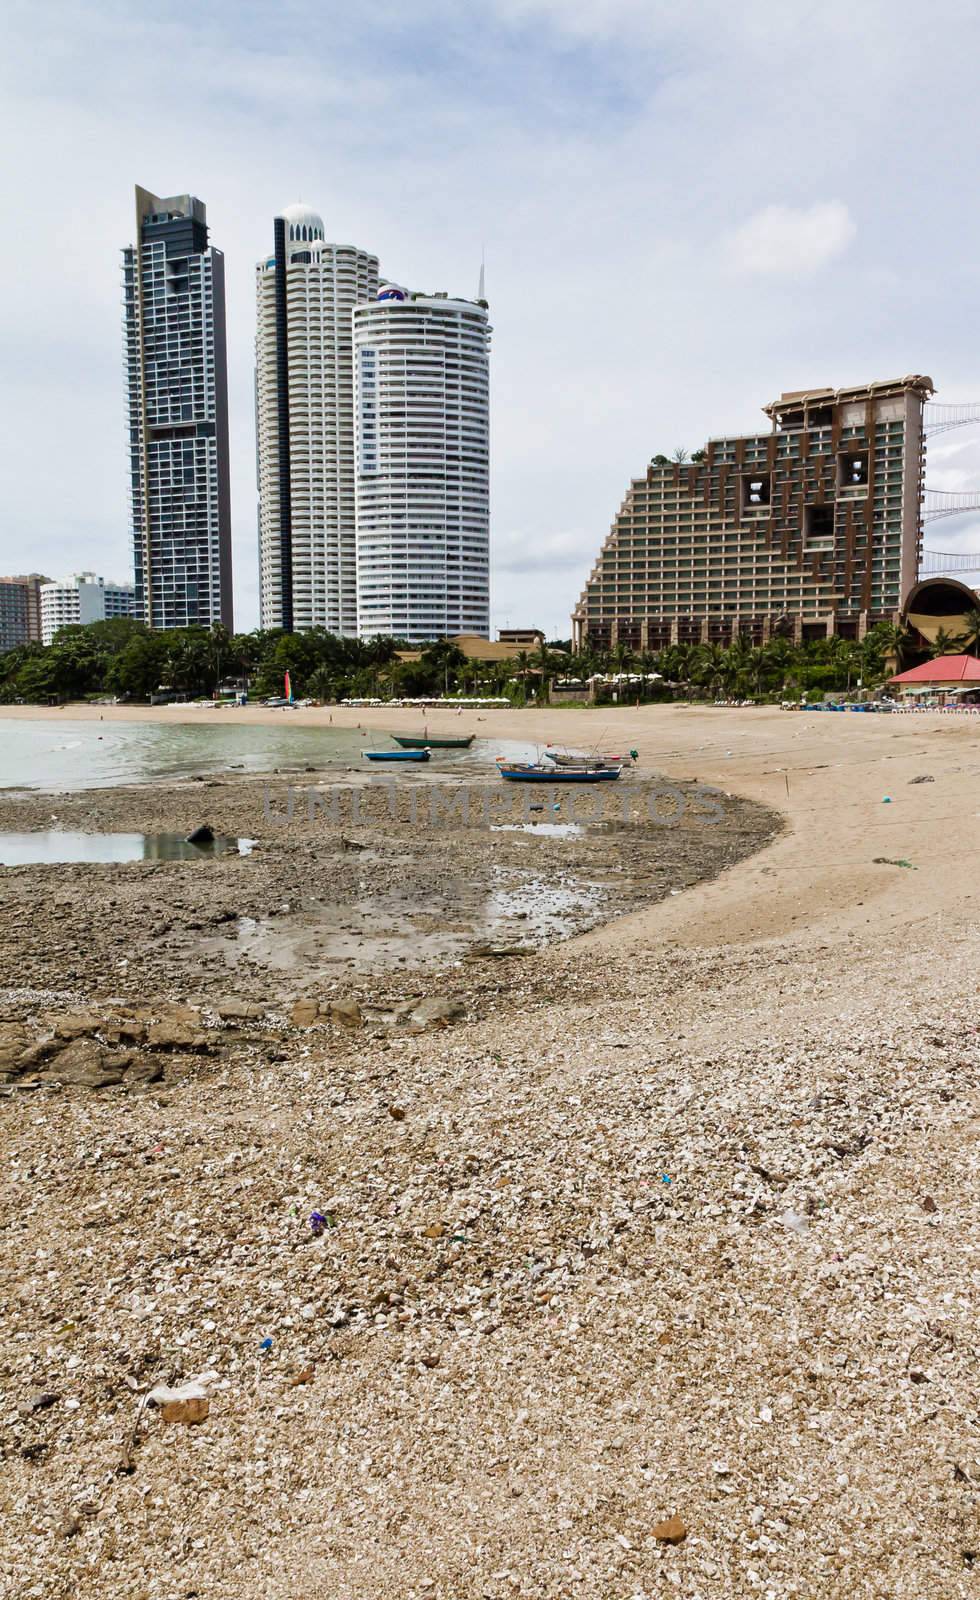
[4,0,980,637]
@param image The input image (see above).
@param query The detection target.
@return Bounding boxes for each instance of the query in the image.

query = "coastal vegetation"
[0,616,966,706]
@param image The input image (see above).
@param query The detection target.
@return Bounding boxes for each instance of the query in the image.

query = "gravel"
[0,706,977,1598]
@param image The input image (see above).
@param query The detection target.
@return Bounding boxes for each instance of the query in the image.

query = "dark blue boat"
[363,748,431,763]
[496,761,621,783]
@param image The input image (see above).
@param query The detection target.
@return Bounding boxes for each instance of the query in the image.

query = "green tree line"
[2,613,978,706]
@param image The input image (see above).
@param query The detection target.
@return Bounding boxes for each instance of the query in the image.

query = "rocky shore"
[1,705,978,1598]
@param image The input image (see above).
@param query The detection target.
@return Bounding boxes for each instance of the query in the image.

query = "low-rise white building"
[40,573,136,645]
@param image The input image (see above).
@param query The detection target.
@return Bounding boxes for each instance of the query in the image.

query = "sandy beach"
[1,702,978,1597]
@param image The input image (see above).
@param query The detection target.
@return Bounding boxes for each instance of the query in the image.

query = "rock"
[908,774,935,784]
[215,999,266,1021]
[124,1057,165,1088]
[921,1194,938,1213]
[291,999,320,1028]
[21,1391,59,1416]
[111,1018,148,1044]
[409,997,465,1028]
[39,1038,127,1089]
[57,1513,83,1540]
[651,1514,687,1544]
[328,997,362,1028]
[388,1104,406,1121]
[52,1011,105,1041]
[148,1374,213,1424]
[186,825,215,845]
[146,1020,210,1051]
[16,1038,62,1072]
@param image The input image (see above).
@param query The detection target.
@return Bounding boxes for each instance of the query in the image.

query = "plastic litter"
[259,1337,273,1351]
[882,796,892,804]
[309,1210,333,1235]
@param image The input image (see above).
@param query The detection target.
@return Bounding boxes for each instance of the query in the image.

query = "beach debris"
[651,1514,687,1544]
[881,796,892,804]
[289,1366,314,1387]
[388,1104,407,1121]
[340,835,367,851]
[908,774,935,784]
[921,1195,938,1214]
[259,1338,273,1352]
[310,1210,333,1235]
[147,1373,215,1425]
[779,1209,809,1234]
[872,857,915,868]
[186,825,215,845]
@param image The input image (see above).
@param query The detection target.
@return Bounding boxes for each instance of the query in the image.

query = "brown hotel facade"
[571,375,932,653]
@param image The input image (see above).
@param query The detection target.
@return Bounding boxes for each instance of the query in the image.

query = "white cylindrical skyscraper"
[353,287,491,642]
[256,204,379,634]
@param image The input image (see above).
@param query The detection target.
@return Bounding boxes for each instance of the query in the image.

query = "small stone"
[921,1195,938,1214]
[58,1513,83,1540]
[409,997,465,1028]
[186,824,215,844]
[291,999,320,1028]
[328,997,363,1028]
[423,1224,445,1240]
[388,1104,406,1121]
[146,1020,210,1051]
[651,1514,687,1544]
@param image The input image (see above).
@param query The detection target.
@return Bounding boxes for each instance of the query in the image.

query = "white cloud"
[723,202,856,277]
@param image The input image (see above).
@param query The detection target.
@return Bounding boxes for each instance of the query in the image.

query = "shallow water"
[0,718,539,792]
[199,868,601,976]
[0,831,253,865]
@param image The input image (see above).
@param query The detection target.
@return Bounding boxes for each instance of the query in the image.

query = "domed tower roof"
[277,203,325,249]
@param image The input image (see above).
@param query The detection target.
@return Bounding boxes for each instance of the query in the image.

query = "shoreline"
[2,704,979,1597]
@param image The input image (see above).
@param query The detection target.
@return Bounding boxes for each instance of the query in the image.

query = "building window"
[741,473,771,510]
[838,450,869,489]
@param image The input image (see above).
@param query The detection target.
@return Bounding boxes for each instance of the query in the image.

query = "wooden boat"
[496,761,621,783]
[546,750,635,769]
[363,748,430,762]
[392,733,474,749]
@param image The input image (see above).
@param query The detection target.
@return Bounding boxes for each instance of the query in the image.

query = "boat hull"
[392,734,474,749]
[547,752,634,768]
[364,749,430,762]
[497,764,621,783]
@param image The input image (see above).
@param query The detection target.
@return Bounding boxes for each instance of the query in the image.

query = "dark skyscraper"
[123,186,233,630]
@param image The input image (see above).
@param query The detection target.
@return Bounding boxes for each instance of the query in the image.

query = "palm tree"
[958,607,980,656]
[695,643,729,699]
[610,640,634,676]
[872,621,917,672]
[930,626,966,659]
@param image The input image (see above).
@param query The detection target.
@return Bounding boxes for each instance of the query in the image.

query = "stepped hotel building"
[123,187,233,630]
[572,375,932,651]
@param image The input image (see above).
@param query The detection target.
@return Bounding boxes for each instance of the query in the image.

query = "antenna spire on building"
[478,250,485,302]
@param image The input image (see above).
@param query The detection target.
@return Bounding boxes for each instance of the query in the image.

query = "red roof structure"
[890,654,980,684]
